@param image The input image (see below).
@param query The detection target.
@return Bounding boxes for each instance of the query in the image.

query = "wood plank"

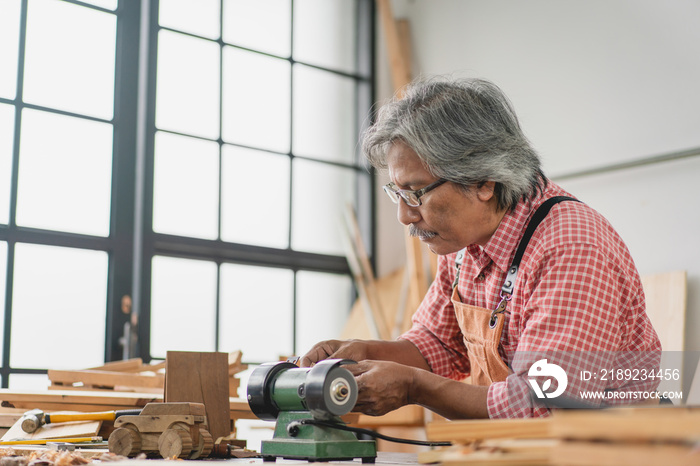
[687,356,700,405]
[0,407,26,429]
[0,389,162,409]
[641,271,687,350]
[426,418,551,442]
[164,351,231,442]
[376,0,411,94]
[48,370,164,390]
[550,440,699,466]
[353,405,425,428]
[341,208,391,340]
[229,397,256,420]
[227,351,248,375]
[88,359,144,372]
[341,268,405,341]
[1,412,101,441]
[641,271,687,397]
[550,406,700,443]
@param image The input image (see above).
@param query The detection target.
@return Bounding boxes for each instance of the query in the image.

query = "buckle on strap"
[489,291,512,329]
[501,264,518,296]
[452,248,467,290]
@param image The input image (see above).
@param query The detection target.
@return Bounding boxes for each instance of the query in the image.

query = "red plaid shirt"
[400,181,661,418]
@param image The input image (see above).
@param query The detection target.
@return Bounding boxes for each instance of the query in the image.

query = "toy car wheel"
[108,424,142,457]
[158,427,193,459]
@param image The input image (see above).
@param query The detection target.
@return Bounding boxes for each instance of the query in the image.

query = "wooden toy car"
[108,402,214,459]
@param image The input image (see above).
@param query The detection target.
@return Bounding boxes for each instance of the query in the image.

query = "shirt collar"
[480,182,555,273]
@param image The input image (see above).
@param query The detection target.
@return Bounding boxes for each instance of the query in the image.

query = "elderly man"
[301,78,661,419]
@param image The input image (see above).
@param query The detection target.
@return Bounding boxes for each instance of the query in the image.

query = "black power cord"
[287,419,452,447]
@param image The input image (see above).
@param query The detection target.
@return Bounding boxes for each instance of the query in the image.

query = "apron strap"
[500,195,579,296]
[453,196,580,295]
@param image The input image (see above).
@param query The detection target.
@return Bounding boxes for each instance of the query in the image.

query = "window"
[144,0,373,362]
[0,0,373,386]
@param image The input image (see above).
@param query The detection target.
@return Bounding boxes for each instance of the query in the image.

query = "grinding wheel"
[305,360,358,420]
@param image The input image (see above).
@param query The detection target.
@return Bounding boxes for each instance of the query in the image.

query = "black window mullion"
[1,0,28,388]
[134,0,160,362]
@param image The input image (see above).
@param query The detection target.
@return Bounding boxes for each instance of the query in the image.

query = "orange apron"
[451,196,578,386]
[453,286,510,385]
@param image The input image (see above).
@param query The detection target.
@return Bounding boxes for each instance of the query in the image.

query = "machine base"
[261,412,377,463]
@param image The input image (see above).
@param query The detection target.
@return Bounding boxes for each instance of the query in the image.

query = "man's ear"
[475,181,497,202]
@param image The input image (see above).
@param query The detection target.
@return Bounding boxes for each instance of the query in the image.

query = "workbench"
[106,452,419,465]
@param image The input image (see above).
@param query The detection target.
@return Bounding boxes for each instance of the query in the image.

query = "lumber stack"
[47,352,247,398]
[422,407,700,465]
[0,352,254,437]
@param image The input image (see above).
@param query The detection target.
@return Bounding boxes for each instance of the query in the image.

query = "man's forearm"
[409,368,490,419]
[363,339,432,372]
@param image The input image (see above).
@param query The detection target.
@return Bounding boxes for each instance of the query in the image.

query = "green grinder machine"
[247,359,377,463]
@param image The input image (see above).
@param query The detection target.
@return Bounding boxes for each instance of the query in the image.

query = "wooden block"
[164,351,230,442]
[426,418,551,443]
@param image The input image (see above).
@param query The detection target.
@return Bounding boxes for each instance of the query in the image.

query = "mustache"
[409,224,437,239]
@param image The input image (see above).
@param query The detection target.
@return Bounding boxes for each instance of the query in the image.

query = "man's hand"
[346,360,416,416]
[299,339,370,367]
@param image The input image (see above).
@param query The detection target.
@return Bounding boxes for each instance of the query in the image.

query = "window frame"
[0,0,375,385]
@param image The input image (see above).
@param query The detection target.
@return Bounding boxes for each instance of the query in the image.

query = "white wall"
[373,0,700,358]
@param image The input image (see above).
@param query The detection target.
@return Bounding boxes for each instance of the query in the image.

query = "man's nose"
[397,199,421,225]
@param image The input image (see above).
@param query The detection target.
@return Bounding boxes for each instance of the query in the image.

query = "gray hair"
[363,77,546,211]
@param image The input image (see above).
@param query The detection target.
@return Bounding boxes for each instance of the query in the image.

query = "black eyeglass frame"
[383,178,448,207]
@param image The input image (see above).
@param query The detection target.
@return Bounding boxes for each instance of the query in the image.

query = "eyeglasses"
[383,178,448,207]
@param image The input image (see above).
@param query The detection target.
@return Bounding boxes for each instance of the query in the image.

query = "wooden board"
[0,389,162,411]
[0,389,253,423]
[342,268,405,341]
[48,369,164,390]
[640,271,687,399]
[1,411,100,441]
[640,270,687,352]
[687,356,700,405]
[426,418,551,443]
[353,405,425,428]
[418,442,551,466]
[164,351,230,442]
[550,440,699,466]
[550,406,700,443]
